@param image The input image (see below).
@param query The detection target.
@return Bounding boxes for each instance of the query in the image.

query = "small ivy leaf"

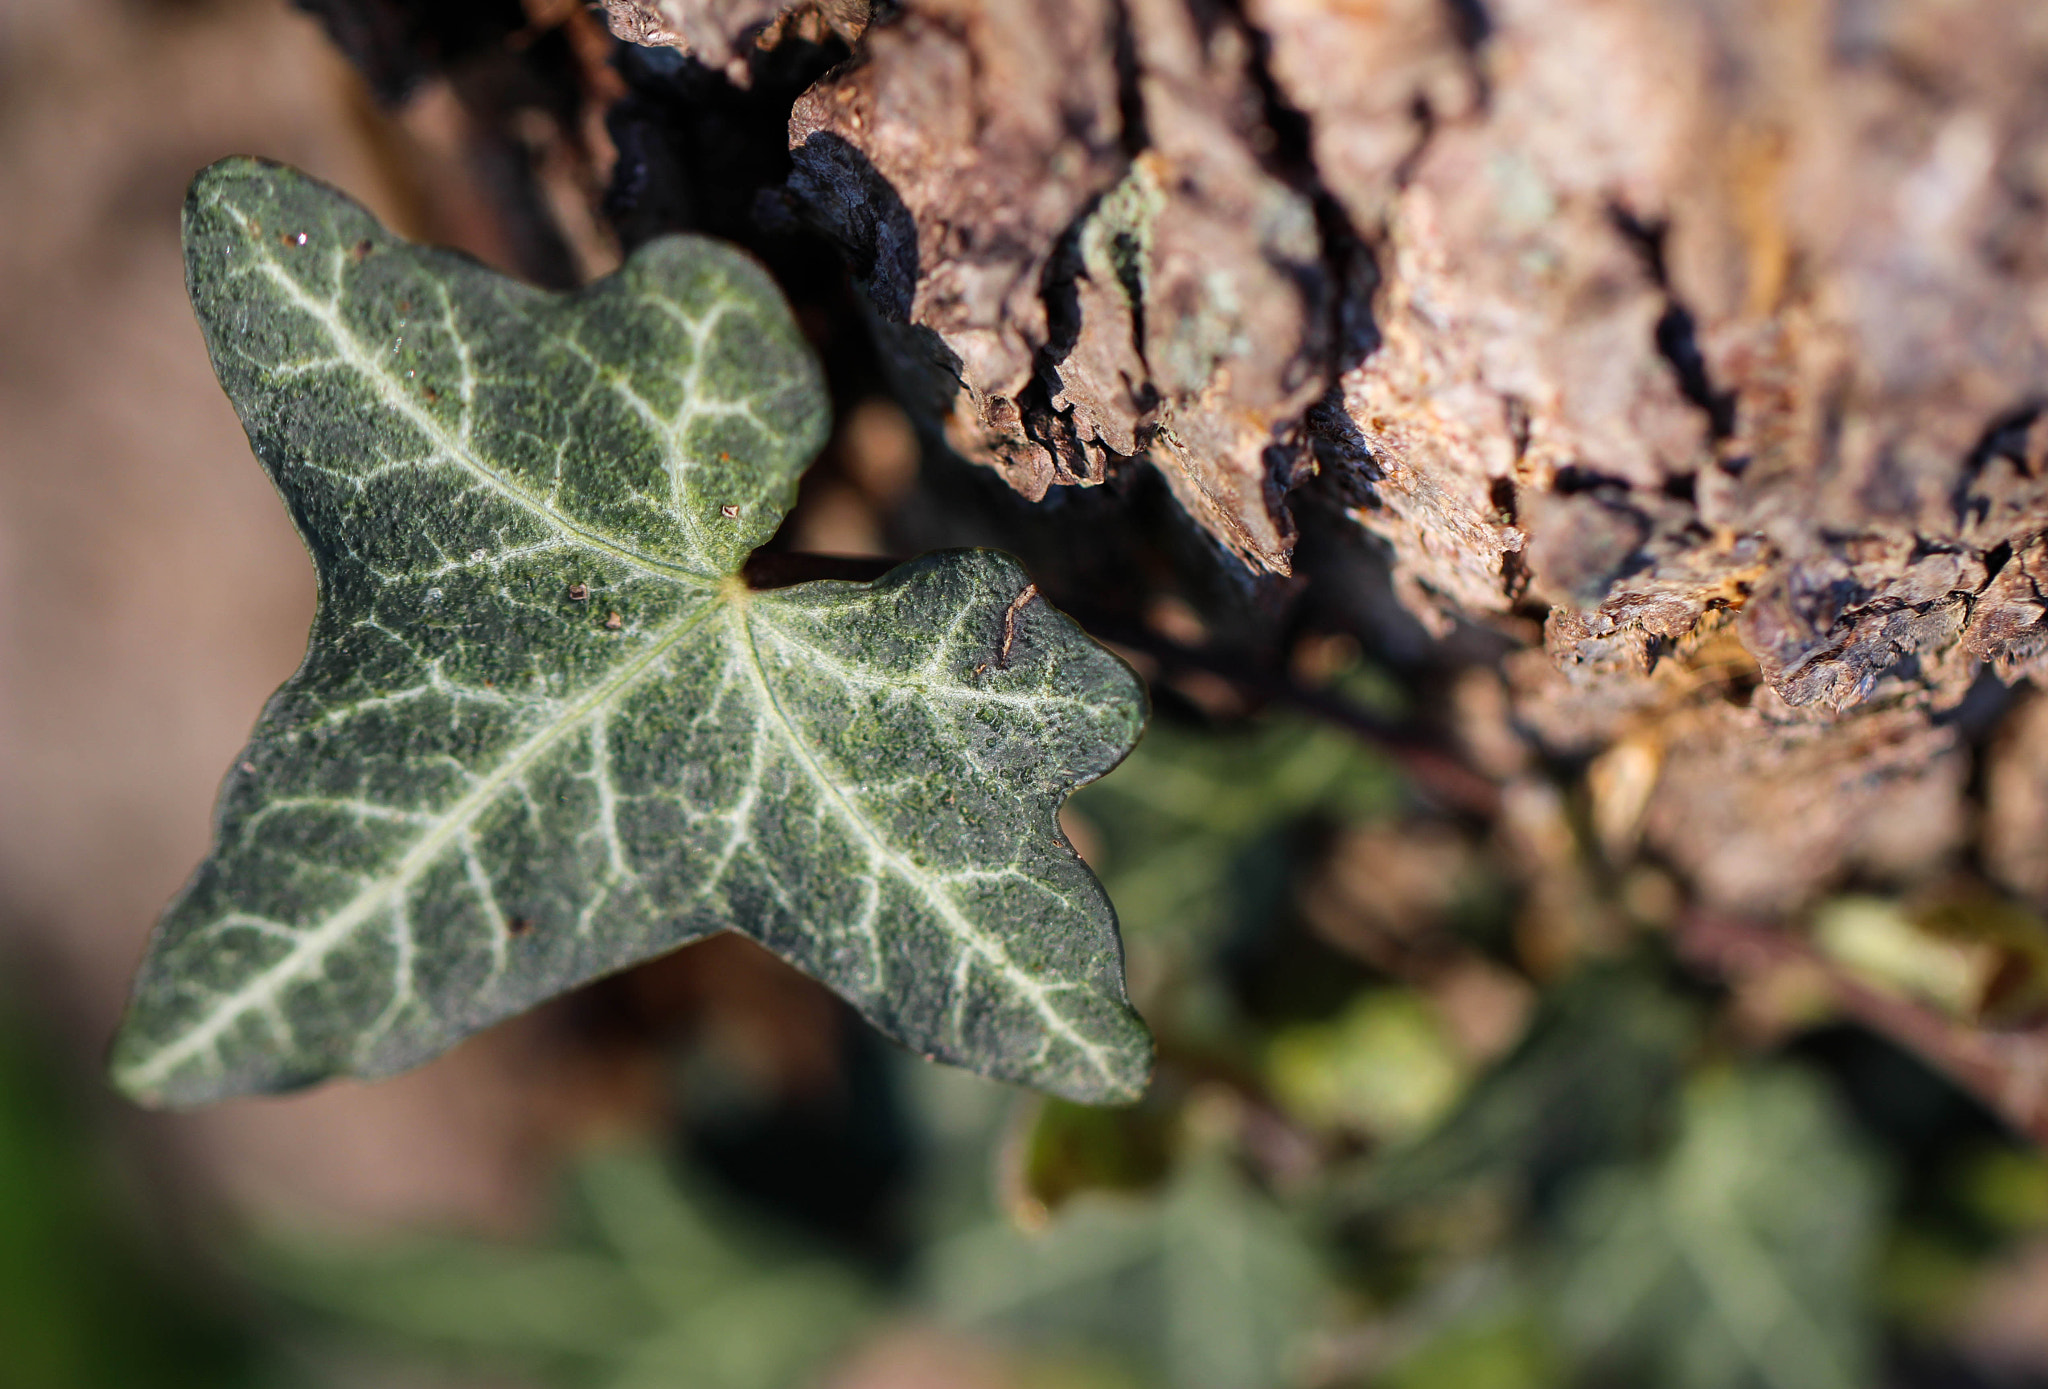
[109,158,1151,1108]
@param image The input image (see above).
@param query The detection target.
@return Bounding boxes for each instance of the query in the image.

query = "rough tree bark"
[602,0,871,80]
[600,0,2048,923]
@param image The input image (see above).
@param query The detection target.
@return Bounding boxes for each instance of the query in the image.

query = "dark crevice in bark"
[1225,0,1381,366]
[1228,5,1317,186]
[1317,204,1383,371]
[1100,0,1154,367]
[1936,666,2016,736]
[1552,464,1640,495]
[1608,205,1739,443]
[1957,400,2048,532]
[1984,538,2015,585]
[1022,220,1133,485]
[1442,0,1491,50]
[1499,544,1531,604]
[291,0,530,103]
[1440,0,1493,107]
[606,34,850,251]
[1489,476,1520,525]
[1390,93,1441,190]
[1654,305,1739,441]
[1013,0,1395,511]
[1608,202,1670,279]
[1109,0,1151,157]
[1971,403,2048,478]
[1227,0,1386,544]
[1006,0,1154,491]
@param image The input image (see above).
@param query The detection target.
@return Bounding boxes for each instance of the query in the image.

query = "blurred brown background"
[0,0,618,1240]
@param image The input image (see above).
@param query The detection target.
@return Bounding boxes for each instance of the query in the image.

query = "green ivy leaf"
[109,158,1150,1108]
[1553,1068,1882,1389]
[266,1147,874,1389]
[926,1152,1327,1389]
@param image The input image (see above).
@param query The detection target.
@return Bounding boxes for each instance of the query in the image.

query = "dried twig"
[738,551,1503,816]
[1678,910,2048,1146]
[1067,607,1502,820]
[998,583,1038,668]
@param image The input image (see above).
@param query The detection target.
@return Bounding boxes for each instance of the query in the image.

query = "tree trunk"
[666,0,2048,920]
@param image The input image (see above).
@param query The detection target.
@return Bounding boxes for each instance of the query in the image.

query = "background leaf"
[926,1150,1327,1389]
[269,1148,872,1389]
[1552,1067,1885,1389]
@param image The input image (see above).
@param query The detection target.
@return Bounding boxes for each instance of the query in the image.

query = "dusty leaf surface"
[111,159,1150,1108]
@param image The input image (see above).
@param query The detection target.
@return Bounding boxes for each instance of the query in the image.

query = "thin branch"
[1678,910,2048,1146]
[1060,606,1502,819]
[741,552,1502,817]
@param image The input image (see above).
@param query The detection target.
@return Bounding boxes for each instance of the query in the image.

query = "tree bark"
[684,0,2048,918]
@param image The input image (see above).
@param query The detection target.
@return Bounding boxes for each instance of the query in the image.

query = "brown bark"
[601,0,871,80]
[693,0,2048,920]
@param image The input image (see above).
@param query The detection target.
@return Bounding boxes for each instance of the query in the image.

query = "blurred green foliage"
[1551,1068,1883,1389]
[0,1003,265,1389]
[266,1149,871,1389]
[1266,991,1468,1141]
[926,1147,1326,1389]
[1069,715,1401,953]
[17,706,2048,1388]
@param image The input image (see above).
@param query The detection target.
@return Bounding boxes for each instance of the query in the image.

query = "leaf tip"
[1052,1006,1156,1108]
[103,1025,173,1110]
[183,154,287,225]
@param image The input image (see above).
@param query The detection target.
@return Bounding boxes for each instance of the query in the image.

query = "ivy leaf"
[926,1152,1327,1389]
[1553,1068,1882,1389]
[267,1147,874,1389]
[109,158,1151,1108]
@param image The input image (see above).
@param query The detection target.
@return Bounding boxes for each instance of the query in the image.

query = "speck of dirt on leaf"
[999,583,1039,668]
[350,239,373,262]
[397,299,412,316]
[605,611,623,630]
[423,386,439,403]
[720,504,740,519]
[239,761,256,774]
[567,583,590,602]
[506,916,533,937]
